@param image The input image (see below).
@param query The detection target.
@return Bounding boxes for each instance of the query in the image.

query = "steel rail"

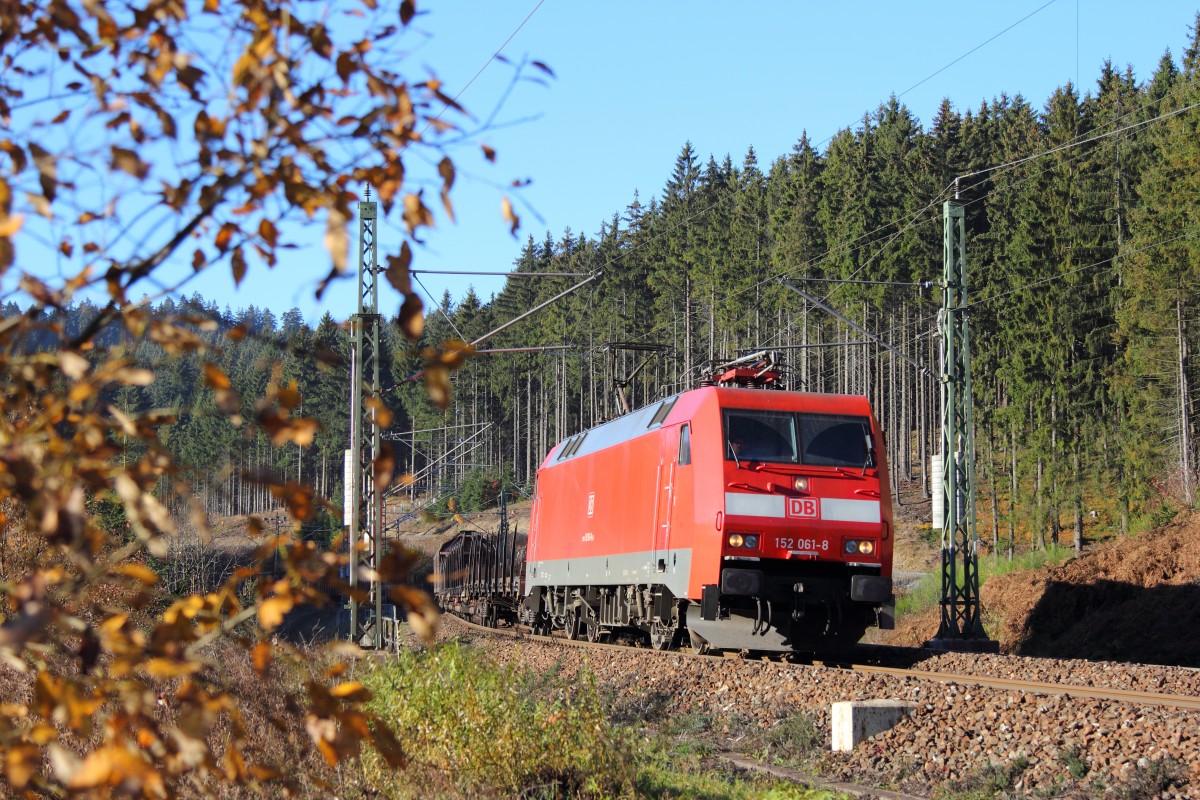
[442,614,1200,712]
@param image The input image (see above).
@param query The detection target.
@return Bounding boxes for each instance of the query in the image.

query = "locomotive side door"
[651,430,675,573]
[652,424,691,574]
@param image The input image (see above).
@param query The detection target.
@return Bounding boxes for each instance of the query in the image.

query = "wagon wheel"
[566,608,584,641]
[649,620,675,651]
[584,615,603,644]
[533,611,551,636]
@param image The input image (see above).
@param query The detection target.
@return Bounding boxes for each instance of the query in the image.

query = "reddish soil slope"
[886,510,1200,666]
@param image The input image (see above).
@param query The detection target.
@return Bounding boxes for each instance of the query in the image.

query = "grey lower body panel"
[688,616,793,651]
[526,548,692,598]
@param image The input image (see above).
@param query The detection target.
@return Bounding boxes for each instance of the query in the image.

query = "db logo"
[787,498,818,519]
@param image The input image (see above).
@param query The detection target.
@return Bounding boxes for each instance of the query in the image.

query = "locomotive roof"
[543,386,873,468]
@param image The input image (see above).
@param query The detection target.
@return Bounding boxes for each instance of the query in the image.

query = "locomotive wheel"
[533,612,551,636]
[649,621,675,651]
[566,609,584,641]
[584,616,602,644]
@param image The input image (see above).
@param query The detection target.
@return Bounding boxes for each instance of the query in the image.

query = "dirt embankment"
[885,510,1200,667]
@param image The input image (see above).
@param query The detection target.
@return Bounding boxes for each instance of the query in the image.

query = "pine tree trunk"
[1178,298,1194,504]
[1008,425,1017,561]
[988,419,999,553]
[1072,444,1084,555]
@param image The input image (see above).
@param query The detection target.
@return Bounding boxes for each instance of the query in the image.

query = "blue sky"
[13,1,1200,324]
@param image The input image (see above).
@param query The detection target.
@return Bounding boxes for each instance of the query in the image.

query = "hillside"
[884,509,1200,667]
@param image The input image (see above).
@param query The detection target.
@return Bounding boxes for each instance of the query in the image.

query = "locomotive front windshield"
[724,410,873,468]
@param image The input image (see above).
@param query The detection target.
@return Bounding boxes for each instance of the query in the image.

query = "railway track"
[447,613,1200,711]
[441,612,1200,798]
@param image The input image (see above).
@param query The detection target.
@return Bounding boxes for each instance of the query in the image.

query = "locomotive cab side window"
[647,397,678,428]
[677,424,691,466]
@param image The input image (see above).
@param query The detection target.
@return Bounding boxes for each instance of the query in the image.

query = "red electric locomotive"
[522,354,894,653]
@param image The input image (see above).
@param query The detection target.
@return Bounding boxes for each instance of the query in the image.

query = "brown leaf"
[390,585,440,644]
[144,657,202,677]
[25,192,51,219]
[28,142,57,202]
[113,563,159,585]
[368,715,407,767]
[398,292,424,340]
[267,416,320,447]
[501,195,519,235]
[5,743,40,789]
[203,363,232,390]
[429,339,475,370]
[329,681,372,702]
[0,213,25,237]
[111,367,155,386]
[423,365,450,410]
[384,243,412,295]
[372,450,394,492]
[258,218,278,248]
[58,351,89,379]
[324,207,349,273]
[157,107,177,138]
[259,595,293,630]
[251,641,272,676]
[192,248,206,271]
[222,746,246,782]
[0,141,27,173]
[437,156,455,192]
[231,246,247,287]
[0,237,12,274]
[481,143,496,163]
[401,191,434,233]
[111,146,149,179]
[364,396,393,429]
[269,481,316,521]
[215,221,237,252]
[336,52,354,83]
[309,24,333,58]
[400,0,416,25]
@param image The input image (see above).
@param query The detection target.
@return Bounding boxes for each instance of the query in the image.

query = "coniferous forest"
[49,21,1200,557]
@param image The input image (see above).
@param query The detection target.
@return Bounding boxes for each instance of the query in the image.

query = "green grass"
[933,757,1028,800]
[634,729,842,800]
[353,643,850,799]
[358,642,633,798]
[750,714,823,767]
[897,544,1075,617]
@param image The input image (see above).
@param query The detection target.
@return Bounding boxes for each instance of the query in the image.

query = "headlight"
[793,477,809,491]
[844,540,857,554]
[727,533,759,549]
[858,540,875,555]
[843,539,877,556]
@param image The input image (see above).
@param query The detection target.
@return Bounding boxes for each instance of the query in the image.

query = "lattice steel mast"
[348,189,386,648]
[930,199,996,652]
